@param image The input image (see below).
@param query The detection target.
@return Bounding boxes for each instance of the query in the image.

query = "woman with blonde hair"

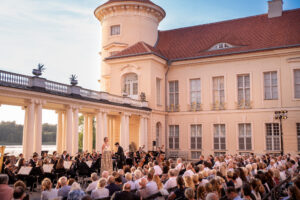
[41,178,57,200]
[91,178,109,199]
[192,174,199,186]
[184,176,195,190]
[153,174,169,197]
[68,182,85,200]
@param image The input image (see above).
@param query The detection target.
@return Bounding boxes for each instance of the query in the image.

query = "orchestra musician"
[114,142,125,169]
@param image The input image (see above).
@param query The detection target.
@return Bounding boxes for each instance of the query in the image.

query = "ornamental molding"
[94,1,165,23]
[120,64,141,76]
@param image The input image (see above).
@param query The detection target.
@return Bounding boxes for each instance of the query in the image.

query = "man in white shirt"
[153,161,162,176]
[164,169,177,190]
[175,158,183,171]
[183,164,194,177]
[86,173,99,193]
[138,173,158,198]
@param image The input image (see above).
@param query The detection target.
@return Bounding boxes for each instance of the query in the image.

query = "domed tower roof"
[94,0,165,23]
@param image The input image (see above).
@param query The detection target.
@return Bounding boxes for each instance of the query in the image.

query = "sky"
[0,0,300,124]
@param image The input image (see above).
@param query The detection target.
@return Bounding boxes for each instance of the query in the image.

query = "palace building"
[94,0,300,158]
[1,0,300,160]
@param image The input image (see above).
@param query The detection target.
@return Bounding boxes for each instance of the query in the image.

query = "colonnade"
[21,100,148,159]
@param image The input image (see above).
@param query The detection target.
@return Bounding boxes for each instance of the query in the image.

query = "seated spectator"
[134,170,142,190]
[68,182,85,200]
[226,187,243,200]
[154,160,163,175]
[125,172,136,190]
[68,178,76,186]
[85,173,98,193]
[164,169,177,190]
[13,186,26,200]
[106,176,121,196]
[81,195,92,200]
[57,176,71,199]
[168,176,186,200]
[41,178,58,200]
[196,185,206,200]
[185,187,195,200]
[183,164,195,177]
[101,170,109,179]
[205,192,218,200]
[282,185,300,200]
[0,174,13,200]
[91,178,109,199]
[111,183,139,200]
[153,174,169,196]
[138,172,158,198]
[13,180,29,200]
[184,176,195,190]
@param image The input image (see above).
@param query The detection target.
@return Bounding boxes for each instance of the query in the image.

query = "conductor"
[114,142,125,169]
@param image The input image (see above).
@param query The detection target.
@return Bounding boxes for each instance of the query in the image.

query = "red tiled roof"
[106,9,300,62]
[106,41,166,60]
[101,0,157,7]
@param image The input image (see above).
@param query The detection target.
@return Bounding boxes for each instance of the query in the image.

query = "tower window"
[110,25,120,36]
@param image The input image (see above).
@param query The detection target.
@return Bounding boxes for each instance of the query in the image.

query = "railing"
[45,80,68,93]
[0,70,31,87]
[0,70,148,109]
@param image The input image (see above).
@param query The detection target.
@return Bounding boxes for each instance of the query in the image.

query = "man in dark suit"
[111,182,139,200]
[115,143,125,169]
[195,155,205,166]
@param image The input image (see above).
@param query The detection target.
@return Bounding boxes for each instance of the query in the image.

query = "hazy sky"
[0,0,300,124]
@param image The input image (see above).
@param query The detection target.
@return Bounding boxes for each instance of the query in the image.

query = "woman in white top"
[41,178,58,200]
[91,178,109,199]
[101,137,113,173]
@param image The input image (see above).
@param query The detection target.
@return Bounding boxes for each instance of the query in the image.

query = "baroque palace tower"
[94,0,165,92]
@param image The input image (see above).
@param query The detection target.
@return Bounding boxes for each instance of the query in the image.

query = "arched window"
[123,73,138,99]
[156,122,161,148]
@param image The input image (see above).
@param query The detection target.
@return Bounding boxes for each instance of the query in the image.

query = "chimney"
[268,0,283,18]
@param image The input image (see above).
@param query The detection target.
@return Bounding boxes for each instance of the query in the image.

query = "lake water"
[4,145,57,156]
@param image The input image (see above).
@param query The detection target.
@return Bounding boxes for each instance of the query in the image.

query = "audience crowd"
[0,152,300,200]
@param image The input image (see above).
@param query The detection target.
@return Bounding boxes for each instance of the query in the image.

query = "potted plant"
[70,74,78,86]
[32,63,45,77]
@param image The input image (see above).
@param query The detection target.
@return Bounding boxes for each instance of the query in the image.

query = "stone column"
[96,111,103,152]
[83,114,89,151]
[23,101,35,159]
[72,107,79,155]
[144,117,148,152]
[103,111,108,138]
[139,116,145,149]
[62,112,66,151]
[65,106,73,154]
[56,111,63,154]
[88,114,94,152]
[33,101,43,155]
[139,116,148,151]
[120,113,130,152]
[22,106,28,159]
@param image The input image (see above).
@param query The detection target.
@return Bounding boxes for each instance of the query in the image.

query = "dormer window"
[209,42,233,51]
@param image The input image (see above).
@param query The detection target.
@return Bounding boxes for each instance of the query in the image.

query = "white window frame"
[266,123,280,151]
[238,123,252,151]
[110,25,120,36]
[190,79,201,104]
[264,71,278,100]
[169,125,179,149]
[213,76,225,104]
[169,80,179,108]
[123,73,138,99]
[294,69,300,99]
[237,74,250,107]
[213,124,226,150]
[190,124,202,150]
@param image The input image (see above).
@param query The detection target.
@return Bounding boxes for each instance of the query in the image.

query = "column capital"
[140,115,150,119]
[32,99,46,105]
[121,112,131,117]
[96,109,109,114]
[65,104,80,110]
